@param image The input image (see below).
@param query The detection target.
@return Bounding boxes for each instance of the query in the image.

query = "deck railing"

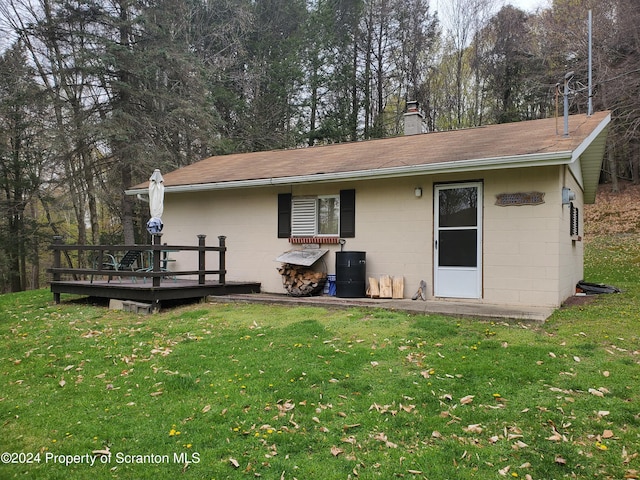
[49,234,226,300]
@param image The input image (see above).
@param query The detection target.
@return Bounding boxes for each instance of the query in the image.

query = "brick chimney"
[403,100,424,135]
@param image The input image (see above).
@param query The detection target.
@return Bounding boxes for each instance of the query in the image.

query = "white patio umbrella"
[146,169,164,234]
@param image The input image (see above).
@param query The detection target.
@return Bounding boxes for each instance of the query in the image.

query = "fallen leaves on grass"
[588,387,607,397]
[547,422,568,442]
[369,402,416,416]
[460,395,475,405]
[372,432,397,448]
[92,448,111,457]
[276,400,295,416]
[555,455,567,465]
[342,423,361,431]
[512,440,529,450]
[463,424,483,434]
[401,404,416,413]
[150,346,172,356]
[81,330,102,338]
[622,446,639,465]
[498,465,511,476]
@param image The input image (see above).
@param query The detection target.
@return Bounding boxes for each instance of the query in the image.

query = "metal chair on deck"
[92,250,141,283]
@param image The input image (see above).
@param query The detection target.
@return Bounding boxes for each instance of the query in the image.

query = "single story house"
[126,110,610,309]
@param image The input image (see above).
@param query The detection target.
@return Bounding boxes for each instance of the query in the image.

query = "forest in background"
[0,0,639,293]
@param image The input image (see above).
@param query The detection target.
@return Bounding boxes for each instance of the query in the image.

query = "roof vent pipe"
[563,71,574,137]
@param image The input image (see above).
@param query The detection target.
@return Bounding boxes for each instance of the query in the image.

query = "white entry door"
[434,182,482,298]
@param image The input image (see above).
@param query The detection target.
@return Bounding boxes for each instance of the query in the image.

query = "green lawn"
[1,234,639,479]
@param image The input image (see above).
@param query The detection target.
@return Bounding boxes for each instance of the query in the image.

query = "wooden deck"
[48,234,260,312]
[50,278,261,310]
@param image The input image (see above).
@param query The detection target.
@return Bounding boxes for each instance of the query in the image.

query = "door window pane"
[439,187,478,227]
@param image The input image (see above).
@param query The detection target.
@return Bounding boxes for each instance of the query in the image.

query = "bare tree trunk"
[308,58,319,146]
[121,164,136,244]
[350,37,359,142]
[29,201,40,289]
[38,193,75,270]
[114,0,137,245]
[633,142,640,185]
[363,8,372,139]
[608,145,619,192]
[8,217,23,292]
[82,151,100,245]
[375,16,385,138]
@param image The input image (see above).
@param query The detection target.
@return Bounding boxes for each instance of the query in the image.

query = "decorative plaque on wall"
[495,192,545,206]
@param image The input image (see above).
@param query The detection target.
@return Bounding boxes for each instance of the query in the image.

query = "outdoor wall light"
[414,187,423,198]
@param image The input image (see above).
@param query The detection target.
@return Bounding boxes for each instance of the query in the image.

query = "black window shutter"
[277,193,292,238]
[570,202,579,236]
[340,189,356,238]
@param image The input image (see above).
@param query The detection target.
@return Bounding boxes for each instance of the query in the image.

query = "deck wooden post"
[52,236,63,303]
[153,234,162,287]
[198,235,206,285]
[218,235,226,285]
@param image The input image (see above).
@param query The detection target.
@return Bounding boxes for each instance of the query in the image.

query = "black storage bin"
[335,251,366,298]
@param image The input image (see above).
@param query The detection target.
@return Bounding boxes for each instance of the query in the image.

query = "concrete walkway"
[208,293,556,323]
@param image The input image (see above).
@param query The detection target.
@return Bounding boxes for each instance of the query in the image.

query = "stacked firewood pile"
[277,264,327,296]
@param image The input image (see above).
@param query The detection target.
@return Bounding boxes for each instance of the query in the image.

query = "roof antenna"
[588,9,593,116]
[563,71,574,137]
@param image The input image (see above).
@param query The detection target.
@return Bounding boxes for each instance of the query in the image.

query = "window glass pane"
[439,187,478,227]
[438,230,477,267]
[317,196,339,235]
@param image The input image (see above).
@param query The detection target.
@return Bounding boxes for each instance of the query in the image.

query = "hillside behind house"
[585,181,640,236]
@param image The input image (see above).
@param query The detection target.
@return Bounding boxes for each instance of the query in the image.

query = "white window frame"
[291,195,340,237]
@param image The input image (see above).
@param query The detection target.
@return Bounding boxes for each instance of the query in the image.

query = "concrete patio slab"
[207,293,556,323]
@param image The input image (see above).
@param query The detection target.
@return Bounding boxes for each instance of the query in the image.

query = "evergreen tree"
[0,44,48,292]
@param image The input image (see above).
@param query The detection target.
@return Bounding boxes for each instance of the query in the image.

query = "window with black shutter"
[277,190,356,240]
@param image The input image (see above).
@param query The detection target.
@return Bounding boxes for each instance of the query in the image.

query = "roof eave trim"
[570,112,612,163]
[125,151,574,196]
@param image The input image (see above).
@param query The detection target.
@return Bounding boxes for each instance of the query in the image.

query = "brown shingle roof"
[128,111,610,192]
